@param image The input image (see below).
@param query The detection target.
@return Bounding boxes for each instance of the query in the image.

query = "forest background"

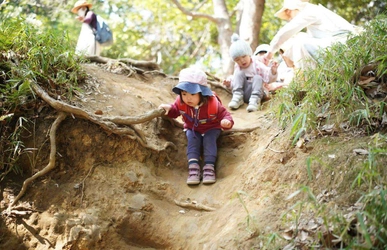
[1,0,385,77]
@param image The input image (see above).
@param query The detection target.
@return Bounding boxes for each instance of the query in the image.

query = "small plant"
[352,133,387,190]
[0,116,29,181]
[235,190,259,235]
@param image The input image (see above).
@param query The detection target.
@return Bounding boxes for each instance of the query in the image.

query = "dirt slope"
[0,63,357,249]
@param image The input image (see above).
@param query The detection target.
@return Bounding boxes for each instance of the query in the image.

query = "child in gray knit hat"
[224,34,278,112]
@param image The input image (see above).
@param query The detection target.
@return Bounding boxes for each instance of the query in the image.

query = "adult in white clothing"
[71,1,101,56]
[264,0,357,70]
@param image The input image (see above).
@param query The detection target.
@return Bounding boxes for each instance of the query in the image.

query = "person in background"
[223,34,278,112]
[254,44,293,90]
[263,0,357,71]
[159,68,234,185]
[254,44,271,58]
[71,0,101,56]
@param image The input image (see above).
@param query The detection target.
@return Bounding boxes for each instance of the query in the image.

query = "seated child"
[223,34,278,112]
[159,67,234,185]
[255,44,293,91]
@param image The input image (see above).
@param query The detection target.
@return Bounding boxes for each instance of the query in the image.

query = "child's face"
[234,55,252,69]
[181,91,201,107]
[256,51,267,62]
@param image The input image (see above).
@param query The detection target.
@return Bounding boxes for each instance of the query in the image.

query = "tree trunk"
[239,0,265,52]
[172,0,266,78]
[212,0,234,77]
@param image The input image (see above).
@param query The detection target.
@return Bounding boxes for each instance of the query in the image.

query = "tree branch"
[171,0,218,23]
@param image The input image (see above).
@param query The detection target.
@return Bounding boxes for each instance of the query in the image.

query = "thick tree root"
[10,112,67,207]
[31,83,176,152]
[86,55,160,71]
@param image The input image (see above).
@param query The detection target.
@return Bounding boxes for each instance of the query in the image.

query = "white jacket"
[270,3,356,53]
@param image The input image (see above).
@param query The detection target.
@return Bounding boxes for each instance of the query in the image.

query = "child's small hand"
[158,104,172,114]
[221,119,232,129]
[76,16,84,21]
[222,79,231,88]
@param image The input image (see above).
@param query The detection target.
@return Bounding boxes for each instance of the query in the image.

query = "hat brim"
[71,3,92,14]
[172,82,213,96]
[254,48,269,55]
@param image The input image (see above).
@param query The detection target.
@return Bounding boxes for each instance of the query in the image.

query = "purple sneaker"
[202,164,216,184]
[187,163,200,185]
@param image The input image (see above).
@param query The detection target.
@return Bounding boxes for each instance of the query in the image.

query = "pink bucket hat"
[172,68,213,96]
[275,0,308,20]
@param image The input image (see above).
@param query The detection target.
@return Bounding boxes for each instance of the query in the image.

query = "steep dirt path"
[66,64,300,249]
[1,63,315,250]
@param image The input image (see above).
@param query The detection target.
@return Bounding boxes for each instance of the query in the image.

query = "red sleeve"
[166,97,182,119]
[217,103,234,130]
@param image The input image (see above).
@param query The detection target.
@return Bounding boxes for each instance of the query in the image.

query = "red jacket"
[167,96,234,134]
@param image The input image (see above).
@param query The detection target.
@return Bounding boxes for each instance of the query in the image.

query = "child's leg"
[202,129,221,184]
[246,75,264,112]
[185,129,203,185]
[228,71,247,110]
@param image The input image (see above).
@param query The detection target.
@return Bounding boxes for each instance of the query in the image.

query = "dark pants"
[185,129,221,164]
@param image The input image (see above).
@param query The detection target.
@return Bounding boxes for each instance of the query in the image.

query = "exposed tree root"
[174,199,216,212]
[205,72,232,94]
[86,55,160,71]
[10,112,67,207]
[31,83,177,152]
[1,202,41,218]
[265,130,285,150]
[80,164,96,205]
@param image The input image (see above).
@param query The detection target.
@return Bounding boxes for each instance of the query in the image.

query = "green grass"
[0,15,86,180]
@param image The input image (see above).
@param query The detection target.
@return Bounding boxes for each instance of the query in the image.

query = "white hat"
[229,34,252,60]
[172,68,213,96]
[254,44,270,55]
[275,0,308,20]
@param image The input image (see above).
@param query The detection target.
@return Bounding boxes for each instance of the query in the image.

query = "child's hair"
[179,91,208,106]
[229,34,253,60]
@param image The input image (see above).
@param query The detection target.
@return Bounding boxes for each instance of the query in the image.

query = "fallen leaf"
[296,138,304,148]
[283,230,293,240]
[353,149,369,155]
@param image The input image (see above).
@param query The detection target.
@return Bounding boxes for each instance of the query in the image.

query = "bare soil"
[0,63,362,249]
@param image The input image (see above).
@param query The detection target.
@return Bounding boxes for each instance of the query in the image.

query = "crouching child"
[159,67,234,185]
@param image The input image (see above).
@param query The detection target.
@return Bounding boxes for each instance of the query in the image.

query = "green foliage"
[357,189,387,248]
[315,0,386,24]
[0,0,377,76]
[352,133,387,190]
[276,15,387,140]
[0,15,85,180]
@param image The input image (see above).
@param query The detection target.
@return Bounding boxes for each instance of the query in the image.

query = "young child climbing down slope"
[223,34,278,112]
[159,67,234,185]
